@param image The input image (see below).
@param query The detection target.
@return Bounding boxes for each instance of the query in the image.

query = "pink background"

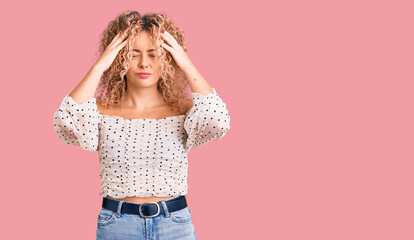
[2,0,414,239]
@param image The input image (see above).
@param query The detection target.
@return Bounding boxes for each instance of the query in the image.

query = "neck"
[122,86,164,111]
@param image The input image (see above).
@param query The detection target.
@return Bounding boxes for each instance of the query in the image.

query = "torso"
[97,97,194,204]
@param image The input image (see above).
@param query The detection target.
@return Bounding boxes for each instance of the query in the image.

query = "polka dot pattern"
[184,89,231,150]
[53,95,99,152]
[53,88,230,198]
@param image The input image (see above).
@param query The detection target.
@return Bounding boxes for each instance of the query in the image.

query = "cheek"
[154,64,162,74]
[125,68,135,75]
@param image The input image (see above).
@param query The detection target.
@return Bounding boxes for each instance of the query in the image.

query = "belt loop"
[160,200,170,217]
[116,200,125,217]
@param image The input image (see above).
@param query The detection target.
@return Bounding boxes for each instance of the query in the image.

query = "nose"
[139,55,149,69]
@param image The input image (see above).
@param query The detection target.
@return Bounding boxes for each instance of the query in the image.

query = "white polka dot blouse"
[53,88,230,198]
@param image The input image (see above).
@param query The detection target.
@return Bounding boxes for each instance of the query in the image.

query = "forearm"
[69,64,105,104]
[182,64,213,96]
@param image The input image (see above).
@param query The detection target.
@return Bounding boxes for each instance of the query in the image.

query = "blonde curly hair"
[95,10,191,113]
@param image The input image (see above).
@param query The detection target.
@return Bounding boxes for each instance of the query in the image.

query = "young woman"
[53,10,230,239]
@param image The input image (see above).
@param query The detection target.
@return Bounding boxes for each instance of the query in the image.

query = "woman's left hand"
[160,31,193,71]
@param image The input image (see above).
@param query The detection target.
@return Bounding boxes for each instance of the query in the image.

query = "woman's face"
[125,31,162,88]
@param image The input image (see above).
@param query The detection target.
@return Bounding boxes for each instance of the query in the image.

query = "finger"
[115,39,128,51]
[163,31,173,37]
[118,31,129,41]
[112,31,128,43]
[119,37,129,46]
[161,42,174,53]
[162,38,173,49]
[114,33,129,46]
[161,31,173,43]
[161,31,178,48]
[120,39,128,46]
[111,31,129,47]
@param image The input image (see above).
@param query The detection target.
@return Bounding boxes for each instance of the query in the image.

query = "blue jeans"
[96,195,197,240]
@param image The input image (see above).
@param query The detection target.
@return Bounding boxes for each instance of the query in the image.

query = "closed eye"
[132,55,156,58]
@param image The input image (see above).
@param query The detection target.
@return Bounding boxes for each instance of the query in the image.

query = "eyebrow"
[132,49,155,52]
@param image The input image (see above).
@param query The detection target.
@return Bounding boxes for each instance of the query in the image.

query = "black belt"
[102,195,187,218]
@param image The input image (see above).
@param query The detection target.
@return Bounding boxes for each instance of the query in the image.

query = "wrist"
[92,62,106,74]
[182,63,196,74]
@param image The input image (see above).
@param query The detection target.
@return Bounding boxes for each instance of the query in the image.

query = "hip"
[96,195,197,240]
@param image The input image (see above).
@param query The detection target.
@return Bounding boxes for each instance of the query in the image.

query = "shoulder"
[179,98,194,113]
[96,99,102,112]
[96,99,109,114]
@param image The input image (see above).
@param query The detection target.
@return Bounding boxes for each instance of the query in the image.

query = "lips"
[136,72,151,78]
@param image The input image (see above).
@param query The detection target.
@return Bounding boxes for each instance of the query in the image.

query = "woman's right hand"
[94,30,129,72]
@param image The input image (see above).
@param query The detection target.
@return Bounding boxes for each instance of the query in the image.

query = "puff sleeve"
[53,94,100,152]
[184,88,231,151]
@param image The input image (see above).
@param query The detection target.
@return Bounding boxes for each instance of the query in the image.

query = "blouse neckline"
[100,113,187,121]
